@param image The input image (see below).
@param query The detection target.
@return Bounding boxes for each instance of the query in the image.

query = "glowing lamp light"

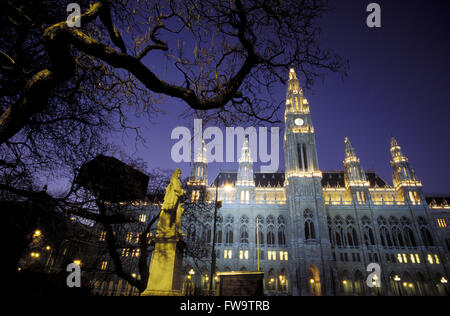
[342,280,347,285]
[441,277,448,284]
[73,260,81,266]
[394,275,401,282]
[33,230,41,238]
[189,269,195,276]
[224,183,233,192]
[45,245,51,251]
[310,279,315,284]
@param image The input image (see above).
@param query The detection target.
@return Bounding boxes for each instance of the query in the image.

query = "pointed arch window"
[403,227,416,248]
[305,220,316,240]
[302,144,308,171]
[420,227,434,247]
[216,225,223,244]
[278,226,286,246]
[304,209,315,240]
[380,226,393,248]
[346,226,359,247]
[392,226,405,248]
[363,227,375,246]
[240,225,249,244]
[225,225,233,245]
[267,226,276,246]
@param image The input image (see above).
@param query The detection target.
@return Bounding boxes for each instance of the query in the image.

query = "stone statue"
[156,168,186,238]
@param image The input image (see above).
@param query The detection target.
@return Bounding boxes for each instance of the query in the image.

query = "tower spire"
[390,136,422,205]
[343,137,368,186]
[239,136,253,163]
[344,137,357,160]
[194,139,207,163]
[236,136,254,203]
[189,138,208,185]
[343,137,370,204]
[286,68,308,113]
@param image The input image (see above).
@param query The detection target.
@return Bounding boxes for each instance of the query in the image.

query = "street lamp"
[393,275,401,296]
[209,180,231,295]
[441,277,449,296]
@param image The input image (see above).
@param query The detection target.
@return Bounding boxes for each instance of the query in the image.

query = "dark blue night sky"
[111,0,450,195]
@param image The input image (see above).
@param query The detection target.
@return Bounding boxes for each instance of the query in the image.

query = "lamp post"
[209,179,231,295]
[188,269,195,296]
[440,277,448,296]
[394,275,401,296]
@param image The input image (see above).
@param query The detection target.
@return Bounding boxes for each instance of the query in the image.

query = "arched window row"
[327,215,420,249]
[211,215,287,246]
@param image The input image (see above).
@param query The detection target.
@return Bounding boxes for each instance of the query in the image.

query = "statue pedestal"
[141,237,184,296]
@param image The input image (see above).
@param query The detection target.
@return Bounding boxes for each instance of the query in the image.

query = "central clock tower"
[284,68,318,174]
[284,69,335,296]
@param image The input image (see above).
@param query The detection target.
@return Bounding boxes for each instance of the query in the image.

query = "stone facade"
[86,69,449,296]
[183,69,450,296]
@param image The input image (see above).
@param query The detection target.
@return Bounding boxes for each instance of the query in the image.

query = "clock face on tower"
[294,118,304,126]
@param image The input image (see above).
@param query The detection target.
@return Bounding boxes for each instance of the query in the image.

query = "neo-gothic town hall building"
[182,69,450,296]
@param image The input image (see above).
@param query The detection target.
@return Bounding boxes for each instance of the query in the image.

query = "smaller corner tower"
[390,136,422,205]
[236,136,255,203]
[188,139,208,202]
[343,137,372,204]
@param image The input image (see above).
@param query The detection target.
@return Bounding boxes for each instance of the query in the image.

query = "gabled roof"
[211,170,388,188]
[321,171,388,188]
[425,196,450,207]
[211,172,285,188]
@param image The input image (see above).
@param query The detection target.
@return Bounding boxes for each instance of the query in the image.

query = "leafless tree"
[1,0,346,294]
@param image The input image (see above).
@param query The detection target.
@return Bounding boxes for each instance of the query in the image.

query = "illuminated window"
[427,254,434,264]
[224,250,232,259]
[397,253,403,263]
[239,250,249,260]
[409,191,416,205]
[268,251,277,260]
[240,190,249,203]
[402,253,408,263]
[99,231,106,241]
[191,190,200,202]
[279,251,289,261]
[415,254,421,264]
[126,232,133,243]
[410,254,416,264]
[122,248,130,257]
[101,261,108,270]
[437,218,447,228]
[132,248,140,257]
[139,214,147,223]
[434,254,440,264]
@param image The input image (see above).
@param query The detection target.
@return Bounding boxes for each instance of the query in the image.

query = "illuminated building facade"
[184,69,450,296]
